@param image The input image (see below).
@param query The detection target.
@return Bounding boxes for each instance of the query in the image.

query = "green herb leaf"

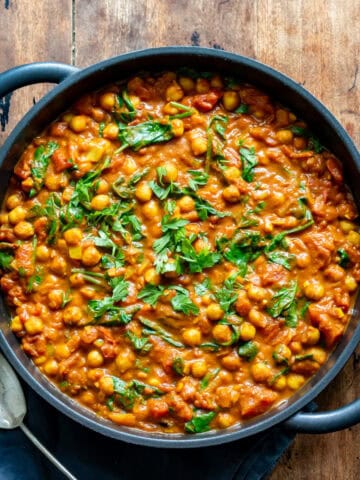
[238,341,259,361]
[139,316,185,348]
[173,357,185,376]
[188,170,209,191]
[138,284,165,307]
[0,251,14,271]
[266,251,296,270]
[200,368,220,389]
[30,141,59,195]
[185,411,216,433]
[170,286,199,315]
[338,248,350,268]
[126,331,152,354]
[240,146,257,182]
[194,278,212,296]
[118,120,174,151]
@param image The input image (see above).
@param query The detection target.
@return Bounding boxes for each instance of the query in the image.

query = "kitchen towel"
[0,383,306,480]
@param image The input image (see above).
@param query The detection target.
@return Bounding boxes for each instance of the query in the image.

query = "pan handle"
[0,62,79,98]
[284,398,360,433]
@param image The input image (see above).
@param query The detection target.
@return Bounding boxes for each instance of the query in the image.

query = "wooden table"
[1,1,359,478]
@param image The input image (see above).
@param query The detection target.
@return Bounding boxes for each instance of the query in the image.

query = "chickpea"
[64,227,83,245]
[36,245,50,262]
[270,191,285,206]
[160,163,178,183]
[50,256,67,276]
[109,412,136,426]
[272,375,287,391]
[345,275,357,292]
[212,324,232,344]
[90,194,110,211]
[247,284,268,302]
[80,390,96,405]
[63,306,83,325]
[182,328,202,346]
[294,137,307,150]
[99,92,116,111]
[103,123,119,140]
[45,174,63,191]
[95,179,110,194]
[289,341,302,354]
[196,78,210,94]
[239,322,256,341]
[178,76,195,92]
[11,316,23,333]
[115,350,135,373]
[235,290,252,316]
[14,221,34,239]
[48,290,64,310]
[24,316,44,335]
[308,347,327,365]
[248,308,267,328]
[99,375,114,395]
[87,350,104,367]
[55,343,71,360]
[193,238,208,252]
[190,137,208,156]
[273,344,292,364]
[70,115,88,132]
[69,273,85,287]
[296,252,311,268]
[275,130,294,144]
[222,185,241,203]
[144,267,161,285]
[6,193,22,210]
[324,264,345,282]
[82,245,101,267]
[171,118,185,137]
[339,220,356,233]
[43,359,59,376]
[163,102,178,115]
[204,302,223,322]
[122,157,137,175]
[165,82,184,102]
[135,182,153,202]
[178,195,195,213]
[142,200,160,219]
[251,362,272,382]
[303,280,324,300]
[223,166,241,183]
[287,373,305,390]
[8,206,27,225]
[80,286,97,299]
[275,109,289,126]
[348,230,360,246]
[222,91,240,111]
[221,352,241,371]
[0,213,8,225]
[305,326,320,345]
[191,360,208,378]
[217,412,235,429]
[210,75,224,89]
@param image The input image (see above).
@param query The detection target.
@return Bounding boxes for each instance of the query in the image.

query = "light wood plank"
[0,0,72,146]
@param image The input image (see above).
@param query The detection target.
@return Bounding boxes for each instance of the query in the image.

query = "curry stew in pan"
[1,71,359,434]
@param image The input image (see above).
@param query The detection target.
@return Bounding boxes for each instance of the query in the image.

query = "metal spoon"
[0,352,77,480]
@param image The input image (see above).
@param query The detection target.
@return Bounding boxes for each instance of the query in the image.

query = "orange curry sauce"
[1,71,359,434]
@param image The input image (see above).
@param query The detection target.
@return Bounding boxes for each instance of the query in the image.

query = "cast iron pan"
[0,47,360,447]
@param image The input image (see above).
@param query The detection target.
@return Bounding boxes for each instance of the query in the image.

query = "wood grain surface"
[1,1,360,478]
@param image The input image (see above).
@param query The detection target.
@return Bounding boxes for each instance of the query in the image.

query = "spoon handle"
[20,423,78,480]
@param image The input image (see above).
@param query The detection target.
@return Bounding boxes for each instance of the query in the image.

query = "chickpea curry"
[1,69,359,434]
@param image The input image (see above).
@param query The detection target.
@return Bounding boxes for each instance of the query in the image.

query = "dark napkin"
[0,384,299,480]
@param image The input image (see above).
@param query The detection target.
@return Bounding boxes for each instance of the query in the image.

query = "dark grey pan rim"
[0,46,360,448]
